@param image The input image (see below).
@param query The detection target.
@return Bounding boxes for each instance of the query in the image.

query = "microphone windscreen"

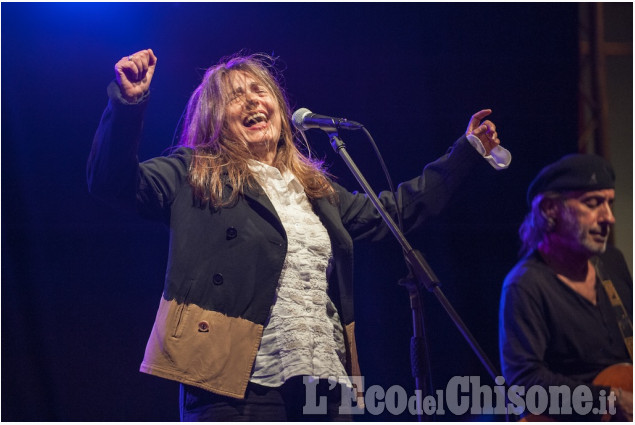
[291,108,311,130]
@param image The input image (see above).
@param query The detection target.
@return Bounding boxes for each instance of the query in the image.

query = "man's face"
[558,189,616,255]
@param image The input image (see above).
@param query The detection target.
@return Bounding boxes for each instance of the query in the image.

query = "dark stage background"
[3,2,582,421]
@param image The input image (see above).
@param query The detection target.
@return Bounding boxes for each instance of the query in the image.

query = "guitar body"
[593,363,632,392]
[520,363,633,421]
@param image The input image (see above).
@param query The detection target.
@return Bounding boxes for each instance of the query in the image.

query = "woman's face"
[225,70,282,163]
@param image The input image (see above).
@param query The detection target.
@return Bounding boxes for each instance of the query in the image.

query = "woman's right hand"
[114,49,157,102]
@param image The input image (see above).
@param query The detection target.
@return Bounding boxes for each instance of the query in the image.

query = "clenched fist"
[114,48,157,102]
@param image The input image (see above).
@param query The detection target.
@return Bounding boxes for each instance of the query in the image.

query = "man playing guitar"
[499,154,632,421]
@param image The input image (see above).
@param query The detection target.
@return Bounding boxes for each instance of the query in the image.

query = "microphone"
[292,108,363,132]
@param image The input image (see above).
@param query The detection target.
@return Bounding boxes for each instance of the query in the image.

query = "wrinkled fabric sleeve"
[335,135,485,242]
[87,81,191,222]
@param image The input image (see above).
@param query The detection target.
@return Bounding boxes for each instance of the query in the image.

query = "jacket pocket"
[172,279,195,338]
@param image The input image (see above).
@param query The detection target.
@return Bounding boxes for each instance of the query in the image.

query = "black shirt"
[499,245,632,419]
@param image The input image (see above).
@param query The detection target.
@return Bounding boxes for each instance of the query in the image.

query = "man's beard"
[560,208,609,256]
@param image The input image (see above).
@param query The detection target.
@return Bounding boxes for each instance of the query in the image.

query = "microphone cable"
[359,126,404,235]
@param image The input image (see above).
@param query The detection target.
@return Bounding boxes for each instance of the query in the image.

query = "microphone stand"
[326,131,500,421]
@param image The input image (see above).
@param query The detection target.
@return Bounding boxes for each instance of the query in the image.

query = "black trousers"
[180,376,353,421]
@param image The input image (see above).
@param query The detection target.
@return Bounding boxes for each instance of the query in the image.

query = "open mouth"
[243,112,268,127]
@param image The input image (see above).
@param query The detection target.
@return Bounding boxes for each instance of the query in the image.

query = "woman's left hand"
[466,109,500,155]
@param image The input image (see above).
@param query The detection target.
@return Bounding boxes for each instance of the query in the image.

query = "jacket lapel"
[220,172,286,240]
[312,196,352,252]
[243,183,286,240]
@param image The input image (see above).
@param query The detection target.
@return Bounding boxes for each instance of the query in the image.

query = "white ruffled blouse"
[248,161,348,387]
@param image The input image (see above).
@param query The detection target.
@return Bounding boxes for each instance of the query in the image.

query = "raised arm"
[87,49,189,220]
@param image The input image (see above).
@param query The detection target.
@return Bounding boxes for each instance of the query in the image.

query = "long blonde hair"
[179,53,335,207]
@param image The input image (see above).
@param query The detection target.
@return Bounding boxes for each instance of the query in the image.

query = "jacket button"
[213,273,224,285]
[198,321,210,332]
[226,227,238,240]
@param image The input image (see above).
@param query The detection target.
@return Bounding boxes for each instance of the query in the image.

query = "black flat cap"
[527,154,615,205]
